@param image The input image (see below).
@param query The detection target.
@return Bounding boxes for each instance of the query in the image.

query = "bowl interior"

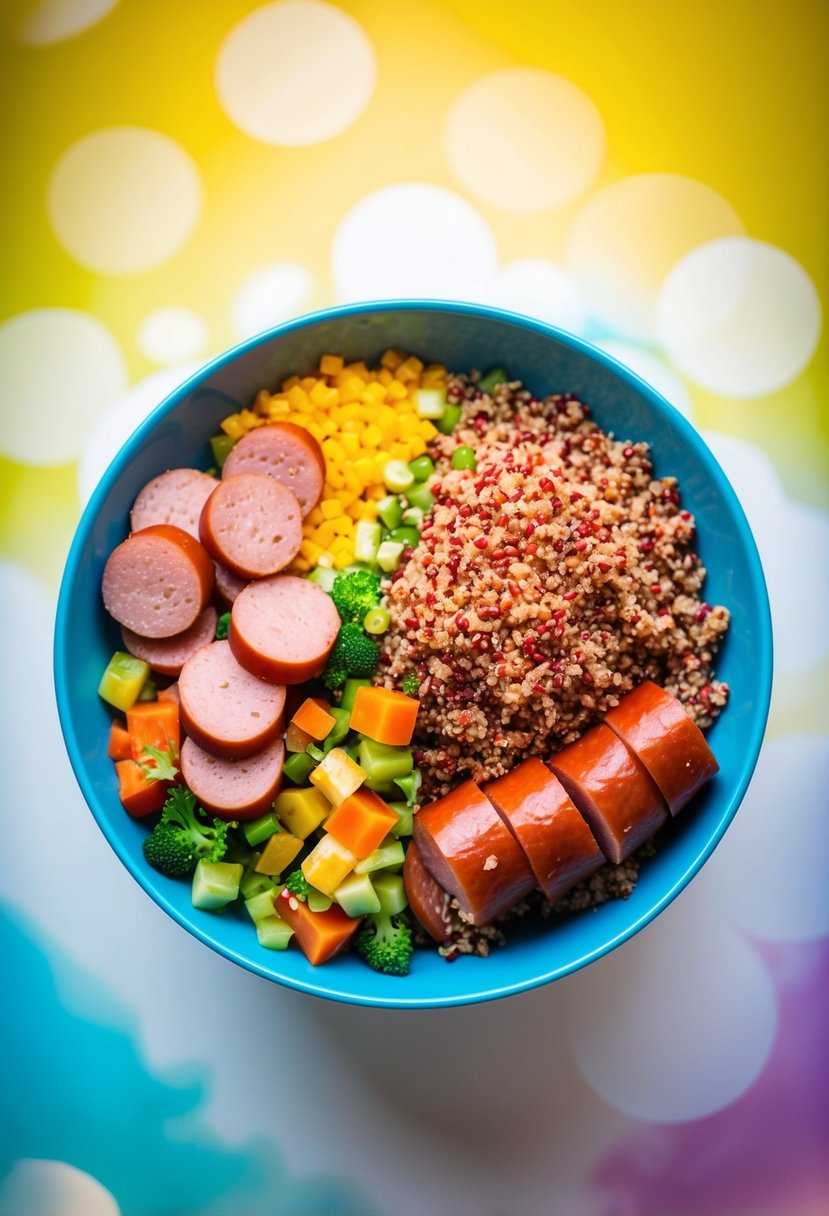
[55,302,772,1008]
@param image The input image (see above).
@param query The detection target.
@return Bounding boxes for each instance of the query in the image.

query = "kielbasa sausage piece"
[102,524,214,639]
[130,468,217,540]
[403,838,454,943]
[180,735,285,821]
[178,639,286,759]
[485,757,605,904]
[222,422,325,517]
[229,574,340,685]
[199,472,303,579]
[413,779,536,927]
[121,606,217,677]
[604,680,719,815]
[548,724,668,865]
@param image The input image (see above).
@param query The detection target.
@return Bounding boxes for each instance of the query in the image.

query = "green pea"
[363,607,391,635]
[451,445,477,471]
[437,403,462,435]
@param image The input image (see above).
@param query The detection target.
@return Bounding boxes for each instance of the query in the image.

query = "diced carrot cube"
[291,697,336,741]
[126,701,180,763]
[349,687,420,747]
[275,887,361,965]
[108,720,132,761]
[115,759,169,818]
[324,788,400,858]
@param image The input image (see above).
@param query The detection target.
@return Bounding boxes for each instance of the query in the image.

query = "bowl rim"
[54,298,774,1008]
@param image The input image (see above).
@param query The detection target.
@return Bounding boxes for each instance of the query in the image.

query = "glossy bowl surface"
[55,301,772,1008]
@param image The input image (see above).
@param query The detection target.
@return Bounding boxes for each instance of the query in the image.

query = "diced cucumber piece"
[307,887,333,913]
[400,506,424,529]
[357,738,413,791]
[307,565,338,592]
[191,859,243,911]
[333,871,381,917]
[340,678,371,711]
[376,494,404,531]
[245,887,281,923]
[478,366,509,394]
[354,839,406,874]
[98,651,150,712]
[376,540,405,573]
[413,387,447,419]
[209,433,236,468]
[372,871,408,916]
[404,483,436,513]
[387,525,420,550]
[387,800,414,837]
[243,810,281,848]
[354,520,383,564]
[240,867,276,900]
[408,454,435,483]
[437,403,462,435]
[383,459,415,493]
[256,915,294,951]
[281,751,316,785]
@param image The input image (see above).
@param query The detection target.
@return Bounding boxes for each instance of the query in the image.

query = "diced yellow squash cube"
[337,376,365,404]
[344,360,369,378]
[220,415,246,439]
[363,381,386,404]
[389,442,410,462]
[340,432,361,459]
[287,385,310,412]
[326,466,345,490]
[331,516,353,537]
[361,423,383,449]
[281,374,301,391]
[335,488,357,507]
[255,831,303,875]
[407,437,427,458]
[380,348,406,371]
[396,356,424,382]
[306,506,325,526]
[300,376,318,392]
[301,835,357,896]
[319,497,344,520]
[299,539,324,564]
[333,549,353,569]
[376,367,393,386]
[319,353,344,376]
[386,379,408,401]
[274,786,331,839]
[419,420,439,440]
[329,535,351,556]
[267,398,291,418]
[397,414,418,437]
[310,379,334,407]
[314,520,338,548]
[306,422,326,444]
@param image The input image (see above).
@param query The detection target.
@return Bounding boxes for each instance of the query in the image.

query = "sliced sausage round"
[178,639,286,759]
[121,606,217,677]
[548,724,668,865]
[213,561,248,608]
[484,757,604,904]
[180,735,285,821]
[412,779,536,927]
[221,422,325,517]
[403,839,454,943]
[604,680,719,816]
[102,524,214,639]
[229,574,340,685]
[130,468,217,539]
[199,471,303,579]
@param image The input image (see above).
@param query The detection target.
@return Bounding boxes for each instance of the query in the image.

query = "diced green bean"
[242,810,281,848]
[209,434,236,469]
[409,454,436,482]
[404,483,436,513]
[387,525,421,549]
[376,494,404,530]
[400,506,424,529]
[358,738,414,791]
[340,678,371,711]
[437,403,462,434]
[281,751,316,785]
[478,366,509,395]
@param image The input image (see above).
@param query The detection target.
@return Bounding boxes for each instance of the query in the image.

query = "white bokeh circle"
[702,429,829,676]
[0,309,127,466]
[332,182,498,302]
[566,174,743,341]
[490,259,589,335]
[231,262,315,338]
[598,340,694,421]
[16,0,118,45]
[446,68,605,212]
[215,1,376,146]
[658,237,822,398]
[78,363,201,504]
[0,1159,120,1216]
[137,307,208,365]
[48,126,202,274]
[567,889,778,1122]
[705,734,829,943]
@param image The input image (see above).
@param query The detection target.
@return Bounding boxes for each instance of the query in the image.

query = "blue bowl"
[54,301,772,1008]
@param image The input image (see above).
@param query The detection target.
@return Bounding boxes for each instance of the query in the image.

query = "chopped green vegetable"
[451,445,477,471]
[400,506,424,529]
[353,520,383,565]
[256,915,294,950]
[209,433,236,469]
[333,871,381,917]
[357,738,413,791]
[353,839,405,874]
[363,607,391,635]
[376,494,404,531]
[478,366,509,395]
[401,673,421,696]
[413,387,447,419]
[387,525,420,550]
[137,677,158,702]
[98,651,150,711]
[330,568,381,623]
[386,800,414,838]
[281,751,316,785]
[408,454,435,483]
[306,564,338,592]
[376,540,405,573]
[284,868,310,901]
[242,809,280,848]
[138,744,179,782]
[191,859,243,910]
[142,786,231,877]
[215,611,231,640]
[383,459,415,493]
[340,678,372,711]
[355,908,413,977]
[372,871,408,915]
[437,402,462,435]
[404,483,436,514]
[393,767,422,808]
[322,623,380,690]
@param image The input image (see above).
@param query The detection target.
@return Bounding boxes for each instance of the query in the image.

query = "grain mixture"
[380,375,730,797]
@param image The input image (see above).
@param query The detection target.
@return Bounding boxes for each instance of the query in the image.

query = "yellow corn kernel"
[292,556,311,573]
[386,379,408,401]
[397,414,419,438]
[309,379,332,407]
[407,436,427,458]
[333,549,353,569]
[344,360,369,379]
[419,419,438,440]
[267,398,291,418]
[343,466,364,496]
[361,423,383,449]
[329,535,352,556]
[376,368,393,386]
[299,539,324,564]
[326,466,345,490]
[389,442,410,462]
[340,432,361,459]
[362,381,386,404]
[321,438,344,463]
[367,484,387,501]
[300,376,317,392]
[341,421,364,438]
[396,356,424,382]
[281,374,301,391]
[353,457,375,485]
[335,489,357,507]
[306,506,324,526]
[253,389,272,415]
[306,422,326,444]
[220,416,246,440]
[380,348,406,371]
[331,516,353,537]
[319,353,344,376]
[337,376,365,404]
[287,385,310,413]
[314,520,338,548]
[425,362,446,378]
[255,832,303,875]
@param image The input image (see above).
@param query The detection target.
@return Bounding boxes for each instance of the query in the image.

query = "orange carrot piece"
[285,720,314,753]
[275,887,361,965]
[115,759,169,818]
[157,682,180,706]
[126,700,180,763]
[108,720,132,761]
[324,788,400,858]
[349,687,419,746]
[291,697,336,741]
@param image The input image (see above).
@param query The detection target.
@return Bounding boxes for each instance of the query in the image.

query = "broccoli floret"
[355,909,414,977]
[322,622,380,690]
[284,869,310,901]
[401,673,420,696]
[142,786,231,878]
[330,570,381,624]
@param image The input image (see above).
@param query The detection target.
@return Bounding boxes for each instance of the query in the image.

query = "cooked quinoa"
[380,374,730,797]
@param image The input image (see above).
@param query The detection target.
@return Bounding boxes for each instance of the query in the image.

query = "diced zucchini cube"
[387,800,414,837]
[256,915,295,951]
[245,887,280,923]
[333,871,381,918]
[307,886,333,913]
[243,810,281,848]
[98,651,150,712]
[376,540,405,573]
[353,838,406,874]
[372,871,408,917]
[310,747,366,807]
[191,859,243,911]
[354,520,382,565]
[413,387,447,419]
